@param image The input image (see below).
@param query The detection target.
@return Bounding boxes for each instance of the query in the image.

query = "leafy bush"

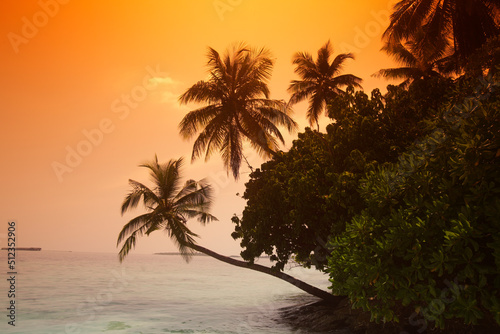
[327,74,500,328]
[232,79,453,271]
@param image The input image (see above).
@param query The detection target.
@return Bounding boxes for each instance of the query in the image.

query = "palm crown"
[383,0,500,69]
[179,43,297,179]
[117,156,217,262]
[288,40,362,129]
[374,29,452,86]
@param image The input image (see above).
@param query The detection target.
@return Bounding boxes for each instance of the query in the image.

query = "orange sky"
[0,0,399,256]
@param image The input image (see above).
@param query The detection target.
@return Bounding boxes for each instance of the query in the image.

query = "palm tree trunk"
[242,154,254,173]
[188,243,346,306]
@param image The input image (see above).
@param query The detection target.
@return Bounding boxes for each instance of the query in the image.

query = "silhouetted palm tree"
[179,43,297,179]
[383,0,500,69]
[288,40,362,129]
[117,156,217,262]
[374,30,451,87]
[117,155,344,304]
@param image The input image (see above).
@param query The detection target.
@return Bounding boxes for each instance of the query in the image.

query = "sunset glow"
[1,0,399,255]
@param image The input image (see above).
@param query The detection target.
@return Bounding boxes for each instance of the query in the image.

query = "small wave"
[102,321,132,331]
[161,328,240,334]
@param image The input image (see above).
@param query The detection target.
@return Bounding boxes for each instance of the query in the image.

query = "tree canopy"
[233,69,500,329]
[328,74,500,328]
[232,76,455,271]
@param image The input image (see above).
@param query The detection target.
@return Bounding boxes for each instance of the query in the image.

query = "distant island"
[154,252,207,256]
[1,247,41,251]
[154,252,268,259]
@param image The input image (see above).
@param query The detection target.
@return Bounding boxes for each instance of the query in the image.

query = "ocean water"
[0,251,332,333]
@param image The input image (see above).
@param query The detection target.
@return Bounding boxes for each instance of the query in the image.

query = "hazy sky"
[0,0,399,256]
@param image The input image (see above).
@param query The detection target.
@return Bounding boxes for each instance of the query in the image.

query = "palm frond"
[316,40,333,74]
[236,80,270,101]
[179,80,223,105]
[329,74,363,89]
[176,181,213,208]
[118,155,218,262]
[118,231,137,262]
[287,81,316,105]
[290,41,360,126]
[179,105,221,140]
[179,207,218,225]
[251,100,298,133]
[384,0,437,42]
[117,213,154,246]
[291,52,319,80]
[157,157,184,202]
[220,124,243,179]
[243,46,274,84]
[188,112,228,162]
[174,179,198,201]
[382,41,418,67]
[307,92,326,127]
[121,179,161,215]
[153,216,197,262]
[384,0,500,68]
[237,107,282,153]
[117,218,153,262]
[329,52,355,76]
[206,47,226,77]
[372,67,422,85]
[174,179,218,225]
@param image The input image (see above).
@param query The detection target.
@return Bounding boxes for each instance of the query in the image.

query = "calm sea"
[0,251,332,333]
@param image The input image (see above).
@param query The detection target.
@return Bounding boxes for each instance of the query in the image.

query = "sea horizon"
[0,249,331,333]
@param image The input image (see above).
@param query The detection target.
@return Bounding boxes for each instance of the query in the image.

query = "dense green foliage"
[232,77,454,271]
[233,71,500,328]
[327,74,500,327]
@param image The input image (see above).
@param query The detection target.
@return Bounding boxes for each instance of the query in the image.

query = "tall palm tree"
[118,155,344,304]
[179,43,297,180]
[383,0,500,69]
[374,30,451,87]
[288,40,362,129]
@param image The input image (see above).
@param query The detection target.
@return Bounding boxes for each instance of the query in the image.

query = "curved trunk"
[188,243,346,306]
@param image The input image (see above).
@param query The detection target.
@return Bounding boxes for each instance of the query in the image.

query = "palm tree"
[288,40,362,129]
[179,43,297,180]
[118,155,344,305]
[374,30,451,87]
[117,156,217,262]
[383,0,500,69]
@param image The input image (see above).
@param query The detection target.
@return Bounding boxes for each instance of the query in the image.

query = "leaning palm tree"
[374,30,451,87]
[118,155,344,304]
[383,0,500,69]
[288,40,362,129]
[117,156,217,262]
[179,43,297,180]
